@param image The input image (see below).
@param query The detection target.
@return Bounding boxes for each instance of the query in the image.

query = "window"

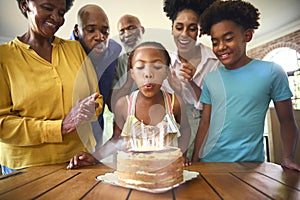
[263,47,300,110]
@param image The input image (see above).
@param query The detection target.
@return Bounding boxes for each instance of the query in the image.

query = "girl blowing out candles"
[67,42,192,169]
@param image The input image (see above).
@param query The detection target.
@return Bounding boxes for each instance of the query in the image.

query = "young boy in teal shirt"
[192,0,300,171]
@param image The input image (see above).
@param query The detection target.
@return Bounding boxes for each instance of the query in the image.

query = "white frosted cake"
[117,147,183,189]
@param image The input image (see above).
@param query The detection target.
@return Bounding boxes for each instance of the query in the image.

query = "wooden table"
[1,162,299,199]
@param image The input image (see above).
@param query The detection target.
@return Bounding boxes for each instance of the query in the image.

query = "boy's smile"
[211,20,252,70]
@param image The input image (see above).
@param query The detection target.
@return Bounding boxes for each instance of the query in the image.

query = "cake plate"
[96,170,199,193]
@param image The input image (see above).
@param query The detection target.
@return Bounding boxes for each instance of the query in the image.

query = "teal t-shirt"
[200,59,292,162]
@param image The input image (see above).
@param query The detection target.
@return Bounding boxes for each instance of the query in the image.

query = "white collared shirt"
[162,43,221,110]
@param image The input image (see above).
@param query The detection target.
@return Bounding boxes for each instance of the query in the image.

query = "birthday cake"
[117,147,183,189]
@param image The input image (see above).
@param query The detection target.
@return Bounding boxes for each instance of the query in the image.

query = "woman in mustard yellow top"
[0,0,103,175]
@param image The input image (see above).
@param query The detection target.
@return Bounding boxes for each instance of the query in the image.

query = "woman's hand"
[181,151,192,167]
[179,62,196,83]
[167,61,196,95]
[74,92,100,123]
[62,92,100,135]
[67,151,99,169]
[183,156,192,167]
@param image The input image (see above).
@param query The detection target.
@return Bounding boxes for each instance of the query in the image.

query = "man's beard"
[123,35,142,53]
[89,41,108,59]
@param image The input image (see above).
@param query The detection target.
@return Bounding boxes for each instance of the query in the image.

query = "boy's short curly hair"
[128,42,171,69]
[17,0,75,18]
[200,0,260,35]
[163,0,216,22]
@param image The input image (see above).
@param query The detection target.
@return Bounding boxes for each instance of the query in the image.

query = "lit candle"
[155,137,159,149]
[141,121,147,148]
[159,126,164,148]
[132,124,137,150]
[129,137,134,149]
[151,130,155,148]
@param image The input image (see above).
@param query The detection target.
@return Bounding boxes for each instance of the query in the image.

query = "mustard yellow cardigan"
[0,37,103,169]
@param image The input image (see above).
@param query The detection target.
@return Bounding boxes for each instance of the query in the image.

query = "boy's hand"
[67,151,99,169]
[281,158,300,172]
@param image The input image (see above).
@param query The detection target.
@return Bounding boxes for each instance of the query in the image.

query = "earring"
[73,25,79,40]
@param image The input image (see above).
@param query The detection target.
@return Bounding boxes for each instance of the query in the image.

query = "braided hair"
[128,41,171,69]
